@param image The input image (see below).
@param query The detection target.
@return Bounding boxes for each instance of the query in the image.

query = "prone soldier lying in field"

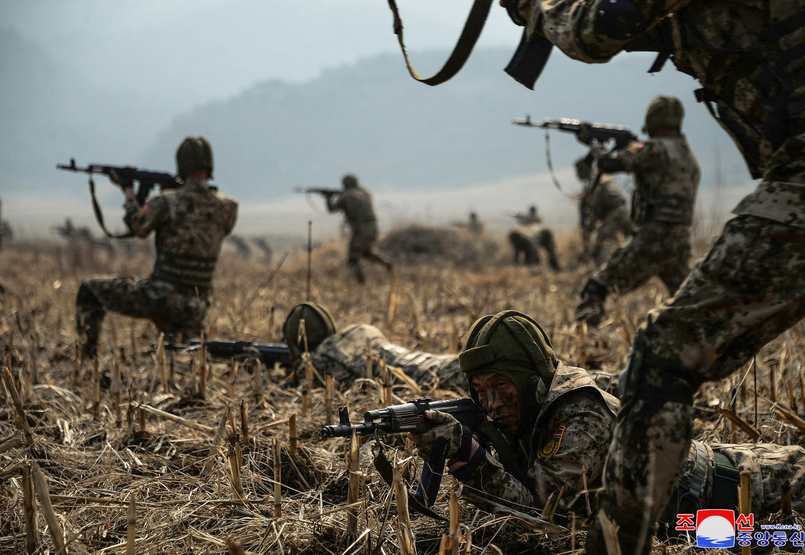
[282,302,467,391]
[408,311,805,528]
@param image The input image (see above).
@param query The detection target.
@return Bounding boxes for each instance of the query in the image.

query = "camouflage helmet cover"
[282,302,338,360]
[342,173,359,189]
[176,136,214,180]
[459,310,557,412]
[643,96,685,135]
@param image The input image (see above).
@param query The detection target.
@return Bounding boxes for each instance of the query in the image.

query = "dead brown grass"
[0,233,803,554]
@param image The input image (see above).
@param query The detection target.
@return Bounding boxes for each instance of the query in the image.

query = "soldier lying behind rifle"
[393,311,804,526]
[282,302,466,391]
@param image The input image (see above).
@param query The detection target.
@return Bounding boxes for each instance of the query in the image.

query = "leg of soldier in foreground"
[586,216,805,555]
[576,222,689,325]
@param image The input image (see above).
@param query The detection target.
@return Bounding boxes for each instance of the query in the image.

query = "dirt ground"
[0,230,803,554]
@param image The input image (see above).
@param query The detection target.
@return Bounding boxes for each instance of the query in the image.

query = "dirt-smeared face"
[471,372,521,436]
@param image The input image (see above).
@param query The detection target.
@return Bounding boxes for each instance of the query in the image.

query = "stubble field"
[0,229,803,554]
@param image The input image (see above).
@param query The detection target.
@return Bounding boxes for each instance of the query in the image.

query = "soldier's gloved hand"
[109,170,134,191]
[409,410,464,464]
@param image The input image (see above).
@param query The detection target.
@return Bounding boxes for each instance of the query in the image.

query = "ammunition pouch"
[632,193,694,225]
[152,252,217,291]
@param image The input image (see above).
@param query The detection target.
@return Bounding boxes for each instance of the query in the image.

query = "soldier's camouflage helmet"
[282,302,337,360]
[176,136,214,180]
[575,157,593,180]
[342,174,359,189]
[643,96,685,135]
[459,310,557,408]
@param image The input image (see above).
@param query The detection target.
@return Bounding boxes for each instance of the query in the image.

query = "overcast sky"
[1,0,522,106]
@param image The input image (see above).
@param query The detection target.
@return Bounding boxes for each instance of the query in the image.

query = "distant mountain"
[141,48,752,202]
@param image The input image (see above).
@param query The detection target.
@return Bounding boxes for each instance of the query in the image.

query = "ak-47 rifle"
[512,116,638,149]
[165,340,291,369]
[322,397,511,513]
[295,187,341,197]
[57,158,200,238]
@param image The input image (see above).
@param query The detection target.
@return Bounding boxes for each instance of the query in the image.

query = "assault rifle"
[57,158,182,207]
[294,187,341,197]
[512,116,638,149]
[322,397,501,511]
[165,340,291,368]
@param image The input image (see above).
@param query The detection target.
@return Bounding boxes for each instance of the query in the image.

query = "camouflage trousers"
[76,275,210,356]
[598,215,805,552]
[590,206,632,266]
[348,221,392,282]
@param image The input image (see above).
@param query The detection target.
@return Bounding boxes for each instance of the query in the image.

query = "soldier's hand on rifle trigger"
[408,410,480,471]
[109,170,134,191]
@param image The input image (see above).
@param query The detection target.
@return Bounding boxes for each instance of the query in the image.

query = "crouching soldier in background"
[508,205,560,270]
[75,137,238,357]
[282,302,467,391]
[409,311,805,524]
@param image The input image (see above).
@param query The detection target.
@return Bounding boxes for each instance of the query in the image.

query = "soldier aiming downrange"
[324,173,393,283]
[75,137,238,357]
[575,96,700,326]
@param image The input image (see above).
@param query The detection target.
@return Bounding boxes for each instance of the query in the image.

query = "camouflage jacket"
[581,174,627,228]
[309,324,467,391]
[124,178,238,290]
[510,0,805,227]
[613,136,700,225]
[329,187,377,227]
[462,363,619,510]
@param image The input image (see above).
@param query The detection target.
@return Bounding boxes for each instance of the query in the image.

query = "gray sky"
[1,0,521,106]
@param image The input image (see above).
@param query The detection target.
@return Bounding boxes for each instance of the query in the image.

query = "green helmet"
[282,302,337,360]
[575,157,592,180]
[176,136,214,180]
[643,96,684,136]
[459,310,557,414]
[342,173,359,189]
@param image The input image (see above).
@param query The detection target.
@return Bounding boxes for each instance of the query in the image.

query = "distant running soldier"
[326,173,393,283]
[576,97,700,325]
[508,205,560,270]
[576,158,632,265]
[75,137,238,357]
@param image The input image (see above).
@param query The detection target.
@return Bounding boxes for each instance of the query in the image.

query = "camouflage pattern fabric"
[503,2,805,548]
[581,175,632,264]
[328,186,392,281]
[509,223,560,270]
[306,323,467,391]
[461,364,619,511]
[76,178,237,355]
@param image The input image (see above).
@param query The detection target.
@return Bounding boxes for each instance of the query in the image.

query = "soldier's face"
[471,373,521,436]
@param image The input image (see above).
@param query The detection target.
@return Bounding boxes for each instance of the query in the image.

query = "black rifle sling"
[386,0,492,86]
[475,420,530,488]
[89,176,134,239]
[373,444,447,521]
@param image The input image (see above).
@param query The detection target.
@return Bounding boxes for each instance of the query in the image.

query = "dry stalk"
[138,407,146,433]
[714,406,761,441]
[326,374,334,426]
[0,431,25,454]
[157,332,167,393]
[347,430,360,538]
[240,400,250,445]
[365,339,373,380]
[582,464,592,516]
[2,366,34,445]
[597,509,622,555]
[393,466,415,555]
[73,342,81,385]
[113,360,122,428]
[23,463,39,554]
[199,329,207,399]
[129,324,136,362]
[139,404,215,433]
[228,437,245,500]
[274,437,282,517]
[92,357,100,420]
[202,406,231,477]
[448,489,460,555]
[289,413,298,455]
[740,471,751,555]
[127,495,136,555]
[32,461,67,554]
[229,360,239,401]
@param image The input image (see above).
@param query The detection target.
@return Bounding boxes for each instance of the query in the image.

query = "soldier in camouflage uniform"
[327,174,393,283]
[576,158,632,265]
[509,206,561,270]
[575,96,700,326]
[409,311,805,522]
[75,137,238,357]
[282,302,466,391]
[495,2,805,552]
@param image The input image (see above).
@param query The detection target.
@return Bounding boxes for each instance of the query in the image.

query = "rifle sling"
[373,446,447,521]
[89,176,135,239]
[475,420,530,488]
[386,0,492,86]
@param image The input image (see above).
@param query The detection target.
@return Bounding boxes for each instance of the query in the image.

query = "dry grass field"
[0,228,803,554]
